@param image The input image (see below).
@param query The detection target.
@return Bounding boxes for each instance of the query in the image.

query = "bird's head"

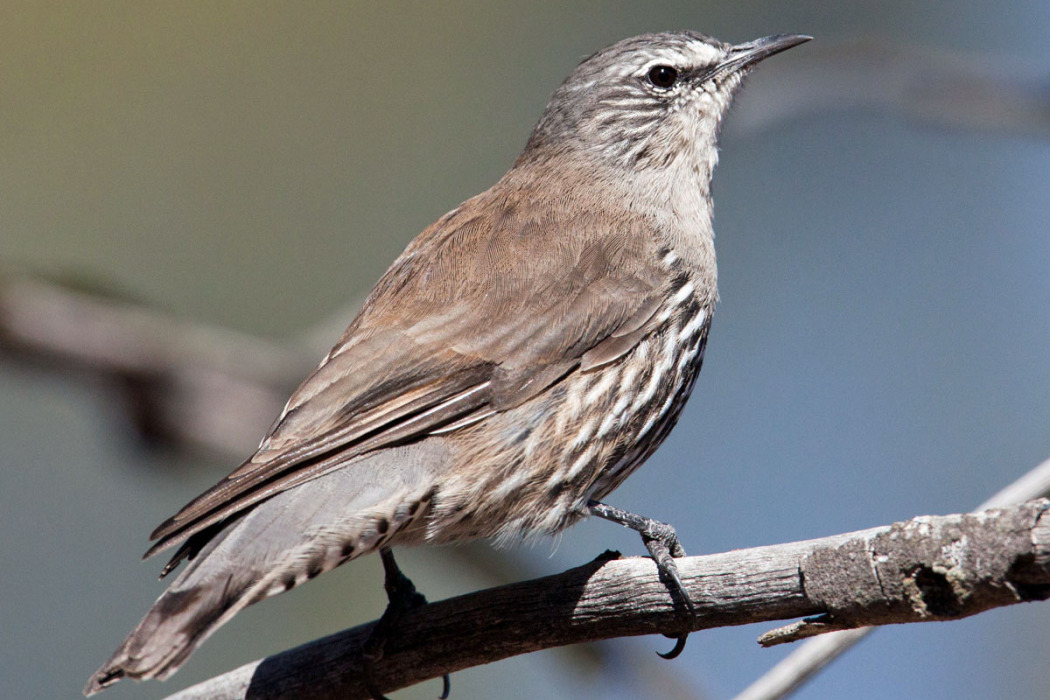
[523,32,810,173]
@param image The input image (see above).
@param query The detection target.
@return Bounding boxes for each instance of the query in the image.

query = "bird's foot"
[587,500,695,658]
[363,548,451,700]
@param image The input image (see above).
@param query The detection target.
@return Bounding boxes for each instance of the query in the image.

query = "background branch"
[731,37,1050,137]
[162,500,1050,700]
[0,276,309,456]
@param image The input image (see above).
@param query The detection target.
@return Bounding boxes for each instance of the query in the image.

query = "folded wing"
[147,196,670,561]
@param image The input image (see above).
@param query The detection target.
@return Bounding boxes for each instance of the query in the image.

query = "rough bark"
[160,500,1050,700]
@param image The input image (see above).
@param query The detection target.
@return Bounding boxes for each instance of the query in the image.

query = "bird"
[85,30,809,697]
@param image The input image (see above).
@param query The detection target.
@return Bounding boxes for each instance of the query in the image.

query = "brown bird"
[86,30,809,697]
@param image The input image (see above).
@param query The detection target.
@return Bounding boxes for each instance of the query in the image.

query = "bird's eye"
[646,65,679,89]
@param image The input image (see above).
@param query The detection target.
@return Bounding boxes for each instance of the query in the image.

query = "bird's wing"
[147,195,674,558]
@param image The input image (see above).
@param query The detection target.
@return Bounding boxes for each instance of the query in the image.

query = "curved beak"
[709,34,812,82]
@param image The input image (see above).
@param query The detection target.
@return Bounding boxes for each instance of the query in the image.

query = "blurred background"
[2,2,1049,699]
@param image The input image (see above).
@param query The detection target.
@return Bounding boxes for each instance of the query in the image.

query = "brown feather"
[147,168,673,557]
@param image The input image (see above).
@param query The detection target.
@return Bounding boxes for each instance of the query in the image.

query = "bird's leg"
[363,548,451,700]
[587,500,695,659]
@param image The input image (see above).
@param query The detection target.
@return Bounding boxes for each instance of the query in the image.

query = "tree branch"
[732,454,1050,700]
[160,500,1050,700]
[730,36,1050,138]
[0,276,309,456]
[0,277,704,697]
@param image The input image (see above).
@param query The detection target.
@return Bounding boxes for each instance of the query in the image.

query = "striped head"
[523,32,810,172]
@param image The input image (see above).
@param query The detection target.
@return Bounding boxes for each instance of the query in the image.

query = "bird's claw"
[587,501,696,658]
[363,549,452,700]
[657,634,689,660]
[643,526,696,658]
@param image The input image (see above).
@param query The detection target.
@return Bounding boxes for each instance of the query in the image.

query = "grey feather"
[86,441,448,694]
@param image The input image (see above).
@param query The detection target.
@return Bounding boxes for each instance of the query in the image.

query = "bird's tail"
[84,569,239,694]
[84,442,447,695]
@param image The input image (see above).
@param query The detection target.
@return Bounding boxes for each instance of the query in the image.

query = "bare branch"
[0,276,312,456]
[732,456,1050,700]
[157,500,1050,700]
[730,630,870,700]
[0,277,687,693]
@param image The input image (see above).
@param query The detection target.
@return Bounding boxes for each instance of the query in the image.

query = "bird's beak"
[708,34,811,82]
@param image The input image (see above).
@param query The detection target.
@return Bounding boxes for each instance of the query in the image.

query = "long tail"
[84,443,445,695]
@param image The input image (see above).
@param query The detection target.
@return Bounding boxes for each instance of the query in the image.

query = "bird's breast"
[423,290,713,545]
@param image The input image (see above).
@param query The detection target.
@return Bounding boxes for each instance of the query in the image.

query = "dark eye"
[646,65,679,89]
